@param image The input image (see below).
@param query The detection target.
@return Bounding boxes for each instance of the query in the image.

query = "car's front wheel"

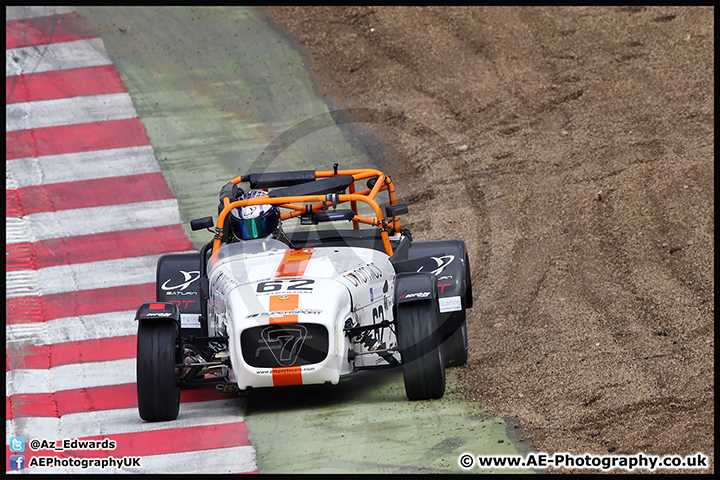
[137,319,181,421]
[397,300,446,400]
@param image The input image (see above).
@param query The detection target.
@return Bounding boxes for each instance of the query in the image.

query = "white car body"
[206,237,398,390]
[136,168,470,422]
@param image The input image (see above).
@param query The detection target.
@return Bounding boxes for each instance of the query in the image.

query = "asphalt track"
[7,6,533,474]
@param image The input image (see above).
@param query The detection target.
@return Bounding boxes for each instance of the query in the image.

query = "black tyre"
[137,319,181,421]
[397,300,446,400]
[445,251,472,366]
[443,319,468,367]
[464,252,473,310]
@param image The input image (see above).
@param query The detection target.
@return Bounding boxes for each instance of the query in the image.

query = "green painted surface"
[76,6,534,474]
[78,6,375,247]
[245,368,533,474]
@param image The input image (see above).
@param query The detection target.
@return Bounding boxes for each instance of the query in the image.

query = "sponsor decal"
[168,299,196,310]
[439,296,462,313]
[214,270,236,296]
[373,304,386,343]
[181,313,201,328]
[373,305,385,323]
[343,263,383,286]
[161,270,200,291]
[399,291,431,299]
[246,309,322,318]
[417,255,455,276]
[140,312,174,317]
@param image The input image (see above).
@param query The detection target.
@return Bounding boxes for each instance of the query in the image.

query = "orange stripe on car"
[268,294,299,324]
[272,366,303,386]
[266,250,313,382]
[276,248,313,277]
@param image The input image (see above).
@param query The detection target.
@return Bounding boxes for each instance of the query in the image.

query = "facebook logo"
[10,436,25,452]
[9,455,25,470]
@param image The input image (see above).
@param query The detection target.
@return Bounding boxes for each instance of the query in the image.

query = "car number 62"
[256,279,315,293]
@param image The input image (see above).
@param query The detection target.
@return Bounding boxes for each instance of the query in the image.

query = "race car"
[135,166,472,421]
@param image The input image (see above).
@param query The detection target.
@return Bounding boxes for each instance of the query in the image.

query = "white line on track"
[6,269,41,299]
[10,254,168,298]
[6,199,184,243]
[6,38,113,77]
[6,216,33,244]
[6,93,138,132]
[7,146,160,188]
[7,358,136,396]
[5,6,76,21]
[7,311,136,347]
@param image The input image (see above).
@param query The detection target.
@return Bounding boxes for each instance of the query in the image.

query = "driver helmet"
[229,190,280,240]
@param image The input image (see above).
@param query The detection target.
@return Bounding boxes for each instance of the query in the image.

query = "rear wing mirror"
[385,203,409,218]
[191,216,214,231]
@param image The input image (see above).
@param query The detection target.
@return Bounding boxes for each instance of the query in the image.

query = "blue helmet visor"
[236,215,279,240]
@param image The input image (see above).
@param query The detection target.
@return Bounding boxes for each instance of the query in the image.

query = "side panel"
[335,254,399,369]
[156,252,203,335]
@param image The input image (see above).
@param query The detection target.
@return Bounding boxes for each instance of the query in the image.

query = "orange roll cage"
[212,168,402,257]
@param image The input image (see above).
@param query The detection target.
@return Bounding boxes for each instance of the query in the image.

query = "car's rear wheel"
[137,319,181,422]
[464,252,473,309]
[444,252,472,366]
[443,319,468,367]
[397,300,446,400]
